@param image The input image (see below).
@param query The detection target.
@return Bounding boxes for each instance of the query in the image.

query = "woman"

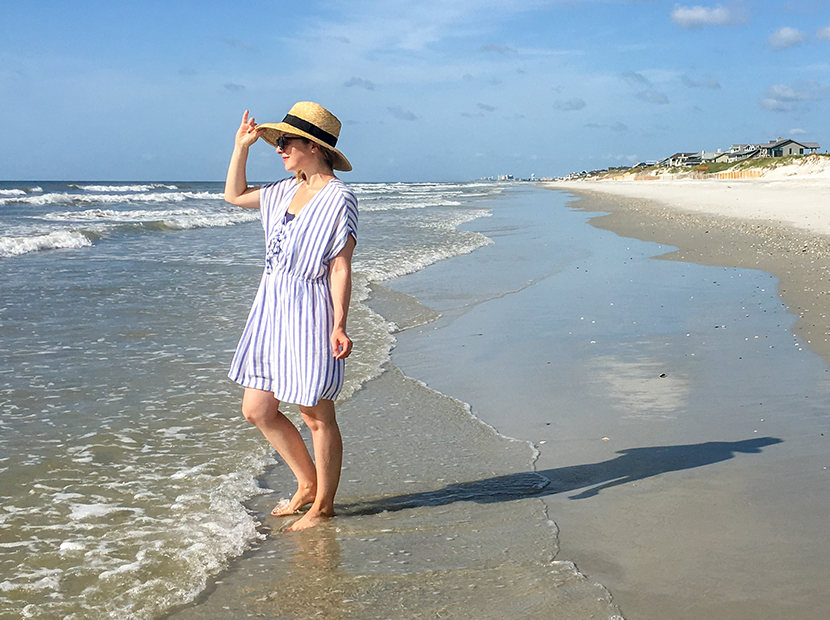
[224,101,357,532]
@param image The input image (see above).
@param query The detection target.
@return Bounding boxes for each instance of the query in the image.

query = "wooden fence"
[596,169,766,181]
[715,169,764,180]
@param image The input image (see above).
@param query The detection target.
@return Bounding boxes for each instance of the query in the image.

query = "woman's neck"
[300,168,335,191]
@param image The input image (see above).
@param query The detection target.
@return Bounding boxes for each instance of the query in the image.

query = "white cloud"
[682,74,721,89]
[586,121,629,133]
[222,38,258,52]
[767,84,807,100]
[817,26,830,41]
[622,70,650,87]
[388,105,418,121]
[482,44,517,54]
[759,98,792,112]
[637,90,670,105]
[554,98,586,111]
[671,5,734,29]
[767,27,806,50]
[760,81,828,112]
[343,77,376,90]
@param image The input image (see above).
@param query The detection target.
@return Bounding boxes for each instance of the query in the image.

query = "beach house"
[660,139,822,167]
[725,144,761,162]
[759,138,820,157]
[660,152,699,167]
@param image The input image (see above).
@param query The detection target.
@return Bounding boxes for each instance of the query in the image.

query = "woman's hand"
[225,110,263,208]
[331,327,353,359]
[235,110,262,149]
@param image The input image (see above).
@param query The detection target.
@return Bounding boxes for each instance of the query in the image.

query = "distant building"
[759,138,820,157]
[661,139,824,167]
[725,144,761,162]
[660,152,698,167]
[701,151,730,164]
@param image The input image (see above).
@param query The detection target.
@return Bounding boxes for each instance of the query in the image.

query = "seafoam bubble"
[3,190,224,207]
[42,207,259,229]
[354,212,493,283]
[72,184,180,192]
[0,568,62,593]
[161,211,260,230]
[170,463,210,480]
[59,541,86,553]
[359,199,463,212]
[68,503,141,521]
[0,230,94,257]
[98,552,146,580]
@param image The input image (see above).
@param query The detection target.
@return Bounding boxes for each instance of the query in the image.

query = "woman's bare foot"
[285,508,334,531]
[271,487,316,516]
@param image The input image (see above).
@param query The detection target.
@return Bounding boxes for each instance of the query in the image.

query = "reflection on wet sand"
[589,353,692,420]
[250,525,348,620]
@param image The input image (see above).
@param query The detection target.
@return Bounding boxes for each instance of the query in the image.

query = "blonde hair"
[294,143,337,182]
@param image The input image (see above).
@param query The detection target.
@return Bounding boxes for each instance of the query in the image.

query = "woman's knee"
[241,390,280,426]
[299,400,337,433]
[241,402,265,425]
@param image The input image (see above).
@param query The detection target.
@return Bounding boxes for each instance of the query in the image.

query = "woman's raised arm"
[224,110,263,209]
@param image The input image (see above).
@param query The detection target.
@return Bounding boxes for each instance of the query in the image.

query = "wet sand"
[165,262,621,619]
[558,184,830,367]
[387,186,830,619]
[166,360,620,620]
[166,181,830,620]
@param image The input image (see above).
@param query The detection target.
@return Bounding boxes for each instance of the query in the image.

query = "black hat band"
[282,114,338,148]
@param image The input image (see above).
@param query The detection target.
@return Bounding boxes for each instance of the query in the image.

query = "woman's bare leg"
[286,399,342,531]
[240,388,317,515]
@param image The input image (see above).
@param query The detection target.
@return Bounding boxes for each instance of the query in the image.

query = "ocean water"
[0,180,503,619]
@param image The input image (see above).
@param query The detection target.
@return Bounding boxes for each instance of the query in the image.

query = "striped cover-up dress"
[228,177,358,407]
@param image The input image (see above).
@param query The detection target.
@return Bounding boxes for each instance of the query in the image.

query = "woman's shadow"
[342,437,782,515]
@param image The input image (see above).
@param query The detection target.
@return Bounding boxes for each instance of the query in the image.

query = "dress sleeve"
[327,186,358,260]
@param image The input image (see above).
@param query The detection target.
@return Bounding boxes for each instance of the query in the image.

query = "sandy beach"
[552,156,830,235]
[7,176,830,619]
[387,180,830,620]
[546,157,830,366]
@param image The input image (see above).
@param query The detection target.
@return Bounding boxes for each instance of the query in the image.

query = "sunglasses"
[275,136,305,150]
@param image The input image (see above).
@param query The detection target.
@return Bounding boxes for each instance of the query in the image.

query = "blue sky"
[1,0,828,182]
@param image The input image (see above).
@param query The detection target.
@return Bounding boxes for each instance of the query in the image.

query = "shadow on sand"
[342,437,783,515]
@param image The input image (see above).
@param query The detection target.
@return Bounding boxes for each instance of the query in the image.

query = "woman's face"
[276,134,315,172]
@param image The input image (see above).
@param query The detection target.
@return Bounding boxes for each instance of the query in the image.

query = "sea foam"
[0,180,510,620]
[0,230,94,257]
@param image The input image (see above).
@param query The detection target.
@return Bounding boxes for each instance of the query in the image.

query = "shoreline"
[545,156,830,236]
[166,365,622,620]
[386,185,830,619]
[164,178,830,620]
[546,178,830,368]
[164,189,623,620]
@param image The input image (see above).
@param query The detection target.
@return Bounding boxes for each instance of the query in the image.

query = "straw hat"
[258,101,352,172]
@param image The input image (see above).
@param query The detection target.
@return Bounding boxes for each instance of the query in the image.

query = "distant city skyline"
[2,0,829,182]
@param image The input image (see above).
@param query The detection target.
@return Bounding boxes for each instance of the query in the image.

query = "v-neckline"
[285,178,335,221]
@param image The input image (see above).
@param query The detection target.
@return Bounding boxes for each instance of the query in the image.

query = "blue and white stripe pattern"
[228,178,358,406]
